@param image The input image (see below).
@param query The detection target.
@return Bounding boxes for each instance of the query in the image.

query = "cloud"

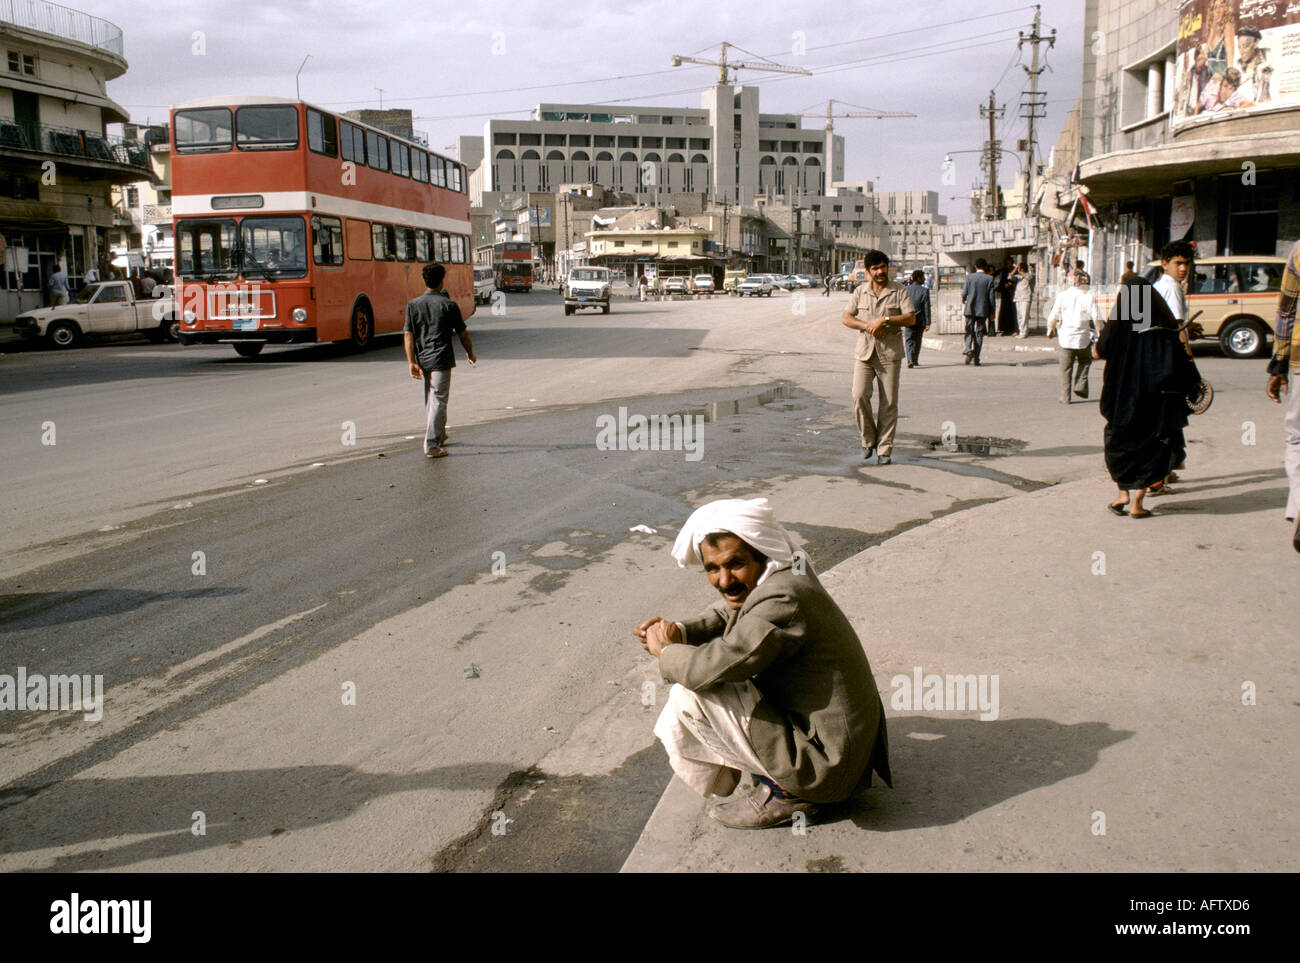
[95,0,1084,221]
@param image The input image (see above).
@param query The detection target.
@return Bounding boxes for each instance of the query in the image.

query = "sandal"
[1107,502,1129,516]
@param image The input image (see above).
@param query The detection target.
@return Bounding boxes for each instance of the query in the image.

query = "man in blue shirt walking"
[902,270,931,368]
[961,259,997,366]
[403,263,476,459]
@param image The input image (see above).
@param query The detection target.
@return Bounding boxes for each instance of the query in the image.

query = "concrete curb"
[922,335,1058,353]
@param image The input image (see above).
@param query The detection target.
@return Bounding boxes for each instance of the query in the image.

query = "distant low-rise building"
[1,1,153,317]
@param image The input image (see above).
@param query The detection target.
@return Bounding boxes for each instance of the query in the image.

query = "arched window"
[496,150,515,160]
[572,150,589,161]
[595,151,614,161]
[643,152,661,162]
[619,151,638,162]
[521,149,540,160]
[760,155,776,165]
[781,156,799,166]
[804,157,820,166]
[667,153,684,163]
[690,154,708,164]
[546,150,564,160]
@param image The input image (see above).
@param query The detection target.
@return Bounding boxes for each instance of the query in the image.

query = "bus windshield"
[178,219,239,279]
[240,216,307,278]
[503,263,531,277]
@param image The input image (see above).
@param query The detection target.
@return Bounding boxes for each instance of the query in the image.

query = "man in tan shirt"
[841,250,915,464]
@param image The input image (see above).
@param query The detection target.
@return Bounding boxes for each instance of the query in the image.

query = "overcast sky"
[94,0,1086,222]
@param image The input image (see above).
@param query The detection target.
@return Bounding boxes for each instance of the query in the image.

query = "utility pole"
[980,90,1005,221]
[721,196,730,265]
[1018,5,1055,219]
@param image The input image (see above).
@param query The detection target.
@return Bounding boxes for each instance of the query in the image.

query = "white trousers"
[653,681,772,797]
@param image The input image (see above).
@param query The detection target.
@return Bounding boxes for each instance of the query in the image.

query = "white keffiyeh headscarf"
[671,498,802,582]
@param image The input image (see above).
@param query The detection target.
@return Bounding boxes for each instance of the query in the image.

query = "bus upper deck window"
[175,108,233,153]
[236,105,299,151]
[307,109,338,157]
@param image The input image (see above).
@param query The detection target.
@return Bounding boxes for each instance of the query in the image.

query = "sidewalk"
[622,433,1297,872]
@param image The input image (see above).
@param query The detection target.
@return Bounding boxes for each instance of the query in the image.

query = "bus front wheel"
[233,342,264,358]
[350,305,373,351]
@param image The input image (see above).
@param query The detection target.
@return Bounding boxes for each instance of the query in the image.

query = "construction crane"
[795,99,917,134]
[670,42,812,84]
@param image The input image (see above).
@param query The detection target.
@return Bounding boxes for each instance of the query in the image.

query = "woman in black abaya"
[1094,275,1201,518]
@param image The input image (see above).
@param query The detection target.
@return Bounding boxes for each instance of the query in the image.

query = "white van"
[473,266,495,304]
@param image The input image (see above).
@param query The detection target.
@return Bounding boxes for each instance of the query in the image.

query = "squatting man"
[634,498,891,829]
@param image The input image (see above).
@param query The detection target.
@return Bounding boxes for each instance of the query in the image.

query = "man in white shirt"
[1047,270,1100,403]
[1150,241,1200,486]
[1153,241,1193,332]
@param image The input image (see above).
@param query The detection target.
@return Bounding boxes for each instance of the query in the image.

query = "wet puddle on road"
[926,436,1028,457]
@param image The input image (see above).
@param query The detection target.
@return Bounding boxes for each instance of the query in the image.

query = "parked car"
[663,276,689,295]
[1097,255,1285,359]
[794,275,818,288]
[563,266,611,315]
[692,274,716,295]
[737,275,774,297]
[14,279,177,348]
[770,275,796,290]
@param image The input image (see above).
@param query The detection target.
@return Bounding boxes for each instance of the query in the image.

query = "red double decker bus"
[493,241,533,292]
[170,96,473,357]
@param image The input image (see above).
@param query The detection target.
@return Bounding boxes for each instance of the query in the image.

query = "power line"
[411,32,1019,123]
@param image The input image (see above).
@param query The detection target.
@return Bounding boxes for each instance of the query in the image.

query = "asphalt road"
[0,288,1277,871]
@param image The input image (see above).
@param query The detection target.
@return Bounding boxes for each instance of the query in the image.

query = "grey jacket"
[962,270,997,317]
[659,568,892,803]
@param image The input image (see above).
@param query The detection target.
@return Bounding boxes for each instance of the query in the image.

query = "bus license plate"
[234,318,259,331]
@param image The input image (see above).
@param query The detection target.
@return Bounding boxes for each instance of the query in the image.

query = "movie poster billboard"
[1172,0,1300,130]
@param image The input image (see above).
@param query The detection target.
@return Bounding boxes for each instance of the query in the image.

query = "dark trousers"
[903,324,925,365]
[964,315,987,361]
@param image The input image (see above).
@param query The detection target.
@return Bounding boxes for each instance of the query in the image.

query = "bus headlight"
[183,310,197,324]
[292,307,308,323]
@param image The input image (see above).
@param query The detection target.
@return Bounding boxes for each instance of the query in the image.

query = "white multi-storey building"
[471,83,845,207]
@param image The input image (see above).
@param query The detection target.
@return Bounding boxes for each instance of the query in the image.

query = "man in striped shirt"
[1266,238,1300,552]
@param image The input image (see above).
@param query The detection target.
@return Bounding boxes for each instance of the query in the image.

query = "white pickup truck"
[564,266,611,315]
[14,280,177,349]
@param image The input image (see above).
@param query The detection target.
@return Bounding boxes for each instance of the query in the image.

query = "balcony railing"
[0,120,152,176]
[0,0,123,56]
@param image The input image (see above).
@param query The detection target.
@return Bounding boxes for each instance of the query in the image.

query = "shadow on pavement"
[0,763,517,871]
[825,715,1133,831]
[0,588,247,636]
[1144,485,1287,516]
